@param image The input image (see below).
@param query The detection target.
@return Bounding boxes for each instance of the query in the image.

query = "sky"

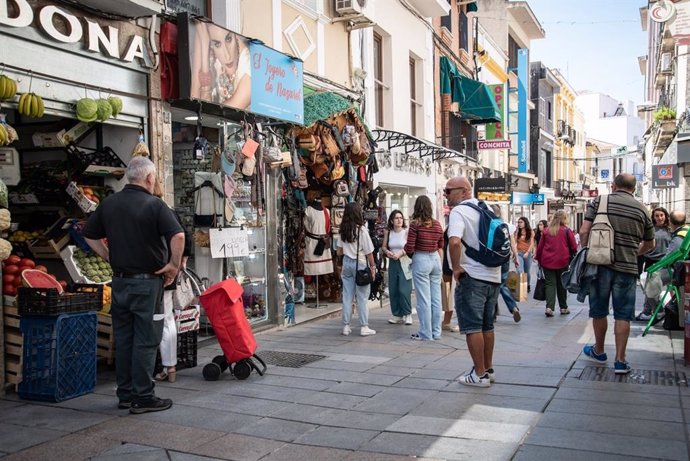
[527,0,648,105]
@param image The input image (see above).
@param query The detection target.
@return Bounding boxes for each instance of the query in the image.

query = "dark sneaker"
[117,400,131,409]
[614,360,632,375]
[512,308,521,323]
[129,397,173,414]
[583,345,607,363]
[486,367,495,383]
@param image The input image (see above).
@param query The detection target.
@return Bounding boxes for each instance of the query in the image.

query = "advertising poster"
[652,164,679,188]
[485,84,506,141]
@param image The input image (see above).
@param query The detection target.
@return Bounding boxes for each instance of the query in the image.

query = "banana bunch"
[0,75,17,101]
[0,125,7,146]
[18,92,45,118]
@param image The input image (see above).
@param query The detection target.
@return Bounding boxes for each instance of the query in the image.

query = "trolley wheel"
[233,360,252,380]
[212,355,229,372]
[202,362,221,381]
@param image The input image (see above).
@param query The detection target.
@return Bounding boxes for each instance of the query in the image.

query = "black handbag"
[533,268,546,301]
[355,227,373,286]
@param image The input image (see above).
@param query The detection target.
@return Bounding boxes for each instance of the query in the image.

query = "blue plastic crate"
[18,312,97,402]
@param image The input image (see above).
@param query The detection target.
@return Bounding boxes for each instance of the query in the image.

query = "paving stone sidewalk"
[0,286,689,460]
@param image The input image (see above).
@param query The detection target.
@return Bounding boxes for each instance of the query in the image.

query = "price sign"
[209,227,249,258]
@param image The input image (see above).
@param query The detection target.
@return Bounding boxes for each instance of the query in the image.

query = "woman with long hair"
[533,220,548,258]
[382,210,413,325]
[514,217,534,292]
[535,210,577,317]
[336,203,377,336]
[404,196,444,340]
[636,206,672,320]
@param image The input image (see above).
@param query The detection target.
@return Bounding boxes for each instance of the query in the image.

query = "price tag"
[209,227,249,259]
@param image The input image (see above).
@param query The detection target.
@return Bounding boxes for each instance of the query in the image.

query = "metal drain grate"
[580,366,688,386]
[257,350,326,368]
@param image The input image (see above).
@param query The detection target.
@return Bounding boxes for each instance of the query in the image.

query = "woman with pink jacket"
[535,210,578,317]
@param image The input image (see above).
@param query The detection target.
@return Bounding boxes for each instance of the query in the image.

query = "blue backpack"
[460,201,511,267]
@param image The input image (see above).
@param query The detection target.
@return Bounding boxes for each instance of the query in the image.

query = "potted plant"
[653,106,677,122]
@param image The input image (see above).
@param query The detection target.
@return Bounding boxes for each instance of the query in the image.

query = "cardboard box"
[66,182,97,213]
[175,306,200,333]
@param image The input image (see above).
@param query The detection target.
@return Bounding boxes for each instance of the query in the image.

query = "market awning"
[372,129,473,162]
[302,91,355,127]
[439,56,500,124]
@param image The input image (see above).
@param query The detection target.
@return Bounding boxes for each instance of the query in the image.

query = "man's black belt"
[113,273,161,279]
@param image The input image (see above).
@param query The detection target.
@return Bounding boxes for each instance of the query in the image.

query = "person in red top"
[535,210,577,317]
[404,196,444,340]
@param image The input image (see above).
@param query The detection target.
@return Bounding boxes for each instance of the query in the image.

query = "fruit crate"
[96,312,115,365]
[155,330,198,373]
[28,216,73,260]
[66,144,126,178]
[18,312,97,402]
[3,304,22,389]
[17,284,103,316]
[61,245,111,284]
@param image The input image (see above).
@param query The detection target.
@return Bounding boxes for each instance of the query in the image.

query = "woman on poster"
[191,22,251,109]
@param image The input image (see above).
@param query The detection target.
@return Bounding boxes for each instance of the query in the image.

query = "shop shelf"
[17,284,103,316]
[18,312,97,402]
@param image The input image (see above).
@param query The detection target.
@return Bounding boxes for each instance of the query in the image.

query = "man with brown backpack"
[579,174,655,375]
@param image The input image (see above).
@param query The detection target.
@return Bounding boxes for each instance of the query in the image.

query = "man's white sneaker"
[458,367,491,387]
[360,326,377,336]
[404,315,413,325]
[388,317,403,324]
[342,325,351,336]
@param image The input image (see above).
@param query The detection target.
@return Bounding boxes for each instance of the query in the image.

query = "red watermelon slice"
[22,269,64,294]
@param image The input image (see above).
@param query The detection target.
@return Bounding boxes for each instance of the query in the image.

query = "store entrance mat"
[579,366,687,387]
[256,350,326,368]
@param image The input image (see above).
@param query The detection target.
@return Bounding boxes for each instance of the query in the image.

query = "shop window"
[441,12,452,31]
[459,11,468,52]
[286,0,320,16]
[374,32,386,128]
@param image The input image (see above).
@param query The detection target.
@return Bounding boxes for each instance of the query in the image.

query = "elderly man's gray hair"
[126,156,156,183]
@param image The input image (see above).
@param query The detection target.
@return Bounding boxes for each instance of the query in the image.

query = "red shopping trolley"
[199,278,266,380]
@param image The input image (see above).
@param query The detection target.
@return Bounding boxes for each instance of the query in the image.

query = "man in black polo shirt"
[83,156,184,414]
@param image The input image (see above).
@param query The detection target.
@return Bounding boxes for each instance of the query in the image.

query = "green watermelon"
[22,269,64,294]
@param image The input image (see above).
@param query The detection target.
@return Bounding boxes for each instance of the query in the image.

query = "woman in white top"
[382,210,412,325]
[336,203,377,337]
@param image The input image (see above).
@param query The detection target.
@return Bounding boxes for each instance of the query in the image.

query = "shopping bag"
[533,278,546,301]
[508,272,528,301]
[506,271,520,293]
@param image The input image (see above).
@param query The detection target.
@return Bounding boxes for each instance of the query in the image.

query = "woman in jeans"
[535,210,577,317]
[404,196,444,341]
[514,217,534,293]
[382,210,413,325]
[336,202,377,337]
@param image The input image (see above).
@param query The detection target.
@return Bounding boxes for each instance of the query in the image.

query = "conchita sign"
[0,0,152,67]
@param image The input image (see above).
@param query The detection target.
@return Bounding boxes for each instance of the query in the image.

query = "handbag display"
[355,226,373,286]
[173,269,197,310]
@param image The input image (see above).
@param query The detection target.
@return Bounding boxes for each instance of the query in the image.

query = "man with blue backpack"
[447,176,511,387]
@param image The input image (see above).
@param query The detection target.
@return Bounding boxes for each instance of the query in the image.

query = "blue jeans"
[455,275,500,335]
[411,251,442,340]
[588,266,637,321]
[499,262,517,313]
[517,251,532,287]
[341,256,371,327]
[388,259,412,317]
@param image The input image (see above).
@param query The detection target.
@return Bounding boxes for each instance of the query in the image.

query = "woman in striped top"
[404,196,444,341]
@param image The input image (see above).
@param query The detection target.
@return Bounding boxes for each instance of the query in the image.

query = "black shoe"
[117,400,132,409]
[527,285,531,293]
[129,397,173,414]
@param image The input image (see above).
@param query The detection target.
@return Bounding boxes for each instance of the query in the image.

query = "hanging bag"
[533,267,546,301]
[173,268,197,310]
[194,182,219,227]
[355,226,373,286]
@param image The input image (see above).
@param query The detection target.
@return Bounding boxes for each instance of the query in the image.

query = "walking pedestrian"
[535,210,577,317]
[382,210,412,325]
[447,176,502,387]
[514,217,534,292]
[404,196,444,341]
[82,156,184,414]
[580,173,655,375]
[336,202,377,337]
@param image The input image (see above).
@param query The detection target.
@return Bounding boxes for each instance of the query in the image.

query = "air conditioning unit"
[660,52,673,73]
[336,0,366,15]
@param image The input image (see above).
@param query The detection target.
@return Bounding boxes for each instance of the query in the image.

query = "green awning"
[467,2,478,13]
[439,56,500,124]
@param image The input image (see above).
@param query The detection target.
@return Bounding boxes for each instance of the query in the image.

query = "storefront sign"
[651,0,676,23]
[475,177,506,193]
[581,189,598,198]
[485,84,506,141]
[517,49,528,173]
[250,43,303,123]
[0,0,151,67]
[165,0,207,16]
[478,140,511,150]
[548,199,565,213]
[652,163,679,188]
[511,192,544,205]
[178,15,304,122]
[209,227,249,258]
